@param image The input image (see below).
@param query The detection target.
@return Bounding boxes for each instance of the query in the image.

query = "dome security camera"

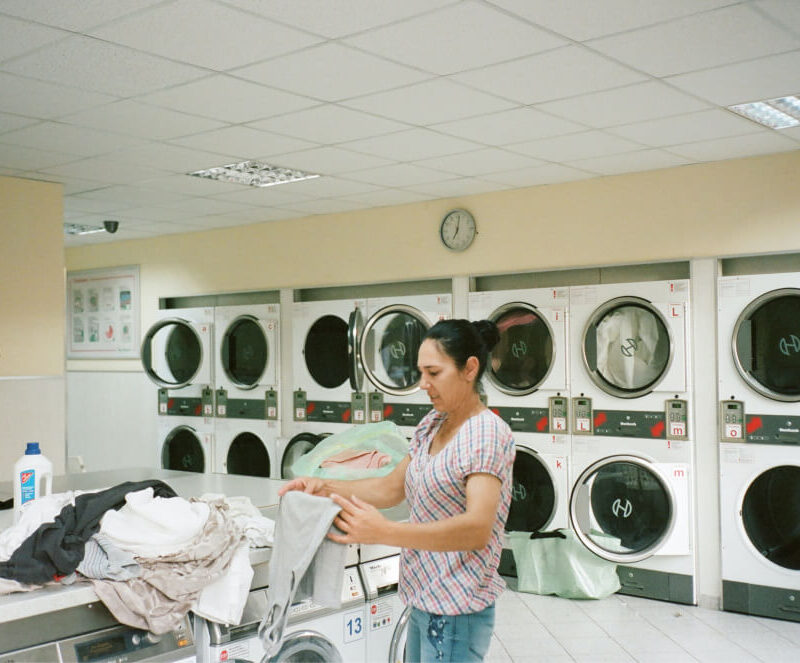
[103,220,120,234]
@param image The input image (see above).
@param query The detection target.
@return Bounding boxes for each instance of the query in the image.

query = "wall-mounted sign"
[67,265,140,359]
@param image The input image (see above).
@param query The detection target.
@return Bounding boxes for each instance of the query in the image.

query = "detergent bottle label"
[19,470,36,505]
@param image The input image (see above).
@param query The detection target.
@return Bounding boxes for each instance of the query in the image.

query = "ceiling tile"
[607,109,764,147]
[267,147,392,175]
[206,186,314,206]
[0,112,39,134]
[755,0,800,35]
[345,163,454,187]
[217,0,454,38]
[567,149,691,176]
[1,122,147,157]
[113,143,237,172]
[91,0,320,71]
[403,177,512,198]
[162,197,255,217]
[0,0,165,31]
[489,0,737,41]
[0,15,69,62]
[667,132,800,162]
[0,143,82,170]
[588,5,800,77]
[40,156,172,184]
[249,105,408,144]
[138,75,317,123]
[340,188,433,207]
[134,174,253,197]
[233,43,430,102]
[64,197,127,215]
[666,50,800,106]
[193,208,300,225]
[343,79,515,126]
[346,1,566,75]
[110,206,201,223]
[71,185,190,207]
[483,163,594,188]
[536,81,710,128]
[171,126,316,161]
[1,35,208,96]
[0,72,117,119]
[453,46,646,105]
[507,130,642,162]
[433,107,584,145]
[341,128,481,161]
[279,176,381,198]
[282,198,367,215]
[412,148,543,177]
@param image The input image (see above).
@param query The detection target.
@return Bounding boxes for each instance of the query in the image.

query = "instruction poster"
[67,266,140,359]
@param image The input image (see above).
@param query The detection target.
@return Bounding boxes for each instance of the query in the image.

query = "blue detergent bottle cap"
[25,442,41,455]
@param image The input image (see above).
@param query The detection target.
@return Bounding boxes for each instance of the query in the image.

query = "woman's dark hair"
[423,319,500,388]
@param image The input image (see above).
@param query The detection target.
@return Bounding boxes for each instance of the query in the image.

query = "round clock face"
[440,209,476,251]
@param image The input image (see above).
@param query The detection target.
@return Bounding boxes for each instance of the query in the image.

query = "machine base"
[617,566,695,605]
[722,580,800,623]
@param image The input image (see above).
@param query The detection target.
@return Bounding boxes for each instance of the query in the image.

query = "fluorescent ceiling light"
[188,160,320,187]
[728,95,800,129]
[64,223,106,235]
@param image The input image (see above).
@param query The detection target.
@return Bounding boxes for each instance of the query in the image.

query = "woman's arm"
[278,455,410,509]
[330,472,502,551]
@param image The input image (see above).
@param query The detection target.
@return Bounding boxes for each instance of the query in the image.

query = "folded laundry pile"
[0,480,275,632]
[319,448,391,469]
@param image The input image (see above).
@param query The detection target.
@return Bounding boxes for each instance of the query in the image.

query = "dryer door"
[389,606,412,663]
[569,456,678,563]
[220,315,277,389]
[271,630,342,662]
[732,288,800,402]
[488,303,563,395]
[360,305,430,397]
[740,464,800,571]
[506,447,560,534]
[582,297,684,398]
[225,431,271,477]
[304,313,351,390]
[142,317,212,388]
[281,432,323,479]
[161,425,208,473]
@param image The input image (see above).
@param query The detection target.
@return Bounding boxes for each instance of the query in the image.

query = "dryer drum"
[281,432,323,479]
[270,629,342,662]
[741,465,800,570]
[162,426,205,473]
[304,314,350,389]
[505,449,557,534]
[378,313,425,389]
[222,316,268,389]
[733,290,800,401]
[165,324,202,384]
[141,317,203,388]
[226,432,270,477]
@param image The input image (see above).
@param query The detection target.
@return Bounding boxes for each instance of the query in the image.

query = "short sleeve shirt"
[399,408,515,615]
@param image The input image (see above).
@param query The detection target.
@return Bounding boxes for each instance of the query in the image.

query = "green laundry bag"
[507,529,621,600]
[290,421,409,480]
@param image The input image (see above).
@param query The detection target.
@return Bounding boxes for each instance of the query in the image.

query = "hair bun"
[472,319,500,353]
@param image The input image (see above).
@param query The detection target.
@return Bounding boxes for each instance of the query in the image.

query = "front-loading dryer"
[360,293,451,435]
[214,303,280,430]
[214,417,279,478]
[142,306,215,418]
[158,415,215,473]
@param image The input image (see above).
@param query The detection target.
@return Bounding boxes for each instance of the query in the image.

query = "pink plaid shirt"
[399,408,515,615]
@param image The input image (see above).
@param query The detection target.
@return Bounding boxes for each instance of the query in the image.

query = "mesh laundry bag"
[289,421,409,480]
[507,530,621,600]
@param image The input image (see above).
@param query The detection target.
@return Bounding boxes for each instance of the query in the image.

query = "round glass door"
[221,315,267,389]
[226,432,270,477]
[142,318,203,388]
[505,448,558,533]
[270,630,342,662]
[305,314,350,389]
[732,289,800,402]
[162,426,205,473]
[360,305,430,397]
[583,297,672,399]
[488,303,555,396]
[570,456,675,563]
[389,607,412,663]
[281,432,322,479]
[741,465,800,570]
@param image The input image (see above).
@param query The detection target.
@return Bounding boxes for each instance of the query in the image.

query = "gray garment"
[78,533,141,581]
[258,492,347,658]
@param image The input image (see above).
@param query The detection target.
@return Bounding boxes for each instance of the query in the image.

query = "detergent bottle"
[13,442,53,524]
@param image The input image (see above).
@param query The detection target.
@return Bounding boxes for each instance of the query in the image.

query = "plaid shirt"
[399,408,514,615]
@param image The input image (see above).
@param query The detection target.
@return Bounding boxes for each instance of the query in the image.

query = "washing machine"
[159,415,215,474]
[142,306,215,418]
[569,435,695,604]
[214,417,279,478]
[569,280,691,439]
[214,303,281,430]
[717,273,800,442]
[359,544,410,663]
[469,286,570,457]
[360,293,452,434]
[719,442,800,622]
[196,564,366,663]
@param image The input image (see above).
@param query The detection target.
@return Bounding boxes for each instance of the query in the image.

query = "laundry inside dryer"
[490,306,553,393]
[372,311,426,389]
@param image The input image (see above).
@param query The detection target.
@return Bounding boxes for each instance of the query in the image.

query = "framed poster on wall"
[67,265,141,359]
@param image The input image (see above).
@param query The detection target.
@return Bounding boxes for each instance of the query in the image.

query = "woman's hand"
[328,493,391,545]
[278,476,328,497]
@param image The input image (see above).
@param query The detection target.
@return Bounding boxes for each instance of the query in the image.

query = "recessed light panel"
[728,95,800,130]
[64,223,105,235]
[188,160,320,187]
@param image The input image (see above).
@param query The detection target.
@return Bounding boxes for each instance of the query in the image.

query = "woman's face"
[417,338,477,413]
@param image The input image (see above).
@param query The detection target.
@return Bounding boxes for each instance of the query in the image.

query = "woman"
[279,319,515,662]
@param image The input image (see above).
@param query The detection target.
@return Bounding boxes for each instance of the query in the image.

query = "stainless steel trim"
[265,629,342,663]
[221,314,267,390]
[516,445,558,532]
[348,307,364,392]
[141,317,204,389]
[388,606,412,663]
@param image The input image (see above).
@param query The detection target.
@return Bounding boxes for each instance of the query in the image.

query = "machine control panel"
[293,389,307,421]
[265,389,278,420]
[666,399,689,440]
[548,396,568,433]
[359,555,400,600]
[368,392,384,423]
[351,392,366,424]
[572,397,593,434]
[720,400,745,442]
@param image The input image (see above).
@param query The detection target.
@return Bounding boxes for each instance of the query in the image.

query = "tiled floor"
[488,590,800,662]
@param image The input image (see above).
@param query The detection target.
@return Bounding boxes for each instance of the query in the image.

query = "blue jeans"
[404,604,495,662]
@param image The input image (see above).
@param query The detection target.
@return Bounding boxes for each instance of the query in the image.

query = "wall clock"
[439,209,476,252]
